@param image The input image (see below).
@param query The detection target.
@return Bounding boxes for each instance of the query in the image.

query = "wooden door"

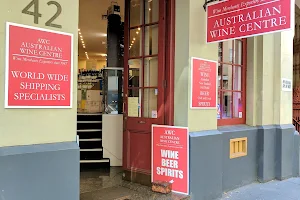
[123,0,166,175]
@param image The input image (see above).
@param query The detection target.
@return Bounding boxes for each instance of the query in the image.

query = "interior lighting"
[80,35,83,38]
[138,27,141,31]
[78,29,80,31]
[136,31,139,34]
[133,38,136,41]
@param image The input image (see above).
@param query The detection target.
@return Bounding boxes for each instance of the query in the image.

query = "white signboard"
[282,78,292,91]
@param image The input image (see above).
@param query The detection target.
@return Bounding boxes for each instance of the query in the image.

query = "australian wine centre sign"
[206,0,292,43]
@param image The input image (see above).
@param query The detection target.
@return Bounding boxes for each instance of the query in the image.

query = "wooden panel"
[129,131,151,173]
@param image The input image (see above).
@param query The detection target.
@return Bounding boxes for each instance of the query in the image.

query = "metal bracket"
[203,0,218,11]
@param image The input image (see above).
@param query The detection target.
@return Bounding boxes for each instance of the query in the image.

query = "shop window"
[218,39,246,126]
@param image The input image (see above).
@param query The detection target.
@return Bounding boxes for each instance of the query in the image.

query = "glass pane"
[130,0,143,27]
[145,25,159,56]
[221,64,233,90]
[222,92,232,119]
[217,92,221,119]
[218,43,223,62]
[143,88,158,118]
[218,63,222,89]
[144,57,158,87]
[233,66,242,91]
[222,40,233,63]
[234,40,242,65]
[145,0,159,24]
[129,28,142,57]
[128,89,142,117]
[233,92,243,118]
[128,59,142,87]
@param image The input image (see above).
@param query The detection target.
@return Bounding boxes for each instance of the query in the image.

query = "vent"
[229,137,247,159]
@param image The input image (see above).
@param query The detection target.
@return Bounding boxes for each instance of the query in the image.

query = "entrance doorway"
[77,0,174,190]
[123,0,174,183]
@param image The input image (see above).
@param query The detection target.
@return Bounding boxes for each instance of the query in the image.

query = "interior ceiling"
[78,0,124,61]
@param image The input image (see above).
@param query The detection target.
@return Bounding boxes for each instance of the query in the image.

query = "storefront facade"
[0,0,299,200]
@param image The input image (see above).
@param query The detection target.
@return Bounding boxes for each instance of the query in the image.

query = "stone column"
[0,0,79,200]
[174,0,221,199]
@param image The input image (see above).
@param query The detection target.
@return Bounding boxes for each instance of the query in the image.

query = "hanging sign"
[206,0,292,43]
[190,57,217,109]
[152,125,189,195]
[5,22,73,108]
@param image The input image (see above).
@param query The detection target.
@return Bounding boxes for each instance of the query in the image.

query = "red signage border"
[206,0,293,43]
[190,57,218,109]
[151,125,189,195]
[5,22,74,108]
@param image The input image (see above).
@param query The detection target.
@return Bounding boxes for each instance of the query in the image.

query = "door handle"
[138,120,146,124]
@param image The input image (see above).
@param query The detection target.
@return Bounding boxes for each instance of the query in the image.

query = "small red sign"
[191,57,217,109]
[206,0,292,43]
[5,22,73,108]
[152,125,189,195]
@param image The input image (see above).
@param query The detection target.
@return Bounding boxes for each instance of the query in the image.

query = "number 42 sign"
[22,0,62,28]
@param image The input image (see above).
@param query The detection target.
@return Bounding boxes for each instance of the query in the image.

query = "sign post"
[5,22,73,108]
[190,57,217,109]
[152,125,189,195]
[206,0,292,43]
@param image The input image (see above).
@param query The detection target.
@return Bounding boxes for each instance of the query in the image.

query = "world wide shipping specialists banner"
[5,22,73,108]
[206,0,292,43]
[152,125,189,195]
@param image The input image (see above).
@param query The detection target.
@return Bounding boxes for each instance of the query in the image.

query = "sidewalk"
[80,167,189,200]
[80,167,300,200]
[220,178,300,200]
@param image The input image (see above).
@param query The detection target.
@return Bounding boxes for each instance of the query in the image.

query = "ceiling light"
[138,27,141,31]
[133,38,136,41]
[80,35,82,38]
[78,29,80,31]
[79,32,81,35]
[136,31,139,34]
[99,53,107,57]
[81,38,83,41]
[149,8,151,11]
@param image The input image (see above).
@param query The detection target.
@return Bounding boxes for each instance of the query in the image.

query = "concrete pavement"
[220,178,300,200]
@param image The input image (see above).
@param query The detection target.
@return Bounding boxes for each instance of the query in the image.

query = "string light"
[78,28,86,50]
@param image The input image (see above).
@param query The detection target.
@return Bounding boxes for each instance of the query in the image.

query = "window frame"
[217,39,247,126]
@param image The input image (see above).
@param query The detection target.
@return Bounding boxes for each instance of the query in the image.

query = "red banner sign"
[5,22,73,108]
[206,0,292,43]
[191,57,217,109]
[152,125,189,195]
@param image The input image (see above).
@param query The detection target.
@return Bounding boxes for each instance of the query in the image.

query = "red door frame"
[122,0,175,177]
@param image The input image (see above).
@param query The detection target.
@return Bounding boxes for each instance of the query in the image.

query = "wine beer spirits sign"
[5,22,73,108]
[206,0,292,43]
[152,125,189,195]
